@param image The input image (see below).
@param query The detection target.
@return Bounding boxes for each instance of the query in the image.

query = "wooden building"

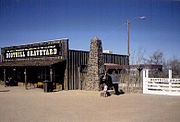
[0,39,129,90]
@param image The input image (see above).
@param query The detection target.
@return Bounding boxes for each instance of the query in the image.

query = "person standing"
[106,70,120,95]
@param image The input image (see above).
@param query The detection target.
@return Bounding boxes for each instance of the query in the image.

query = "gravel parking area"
[0,85,180,122]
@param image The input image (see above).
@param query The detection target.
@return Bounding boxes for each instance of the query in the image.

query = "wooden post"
[50,68,53,82]
[45,67,47,80]
[138,68,143,88]
[4,69,6,86]
[150,68,152,77]
[1,55,3,62]
[169,70,172,79]
[64,69,68,90]
[53,68,56,89]
[127,69,130,93]
[64,59,69,90]
[143,70,149,94]
[169,70,172,93]
[78,67,81,90]
[24,68,27,90]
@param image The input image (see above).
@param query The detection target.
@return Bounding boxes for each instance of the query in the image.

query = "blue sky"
[0,0,180,61]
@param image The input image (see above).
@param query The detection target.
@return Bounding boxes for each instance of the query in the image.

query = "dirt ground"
[0,85,180,122]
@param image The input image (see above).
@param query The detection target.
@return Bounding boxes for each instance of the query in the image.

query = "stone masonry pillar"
[84,37,104,91]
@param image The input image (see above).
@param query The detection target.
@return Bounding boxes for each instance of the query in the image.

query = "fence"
[143,70,180,96]
[118,70,142,93]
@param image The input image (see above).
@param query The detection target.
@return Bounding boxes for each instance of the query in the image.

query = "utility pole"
[127,19,130,58]
[126,16,146,64]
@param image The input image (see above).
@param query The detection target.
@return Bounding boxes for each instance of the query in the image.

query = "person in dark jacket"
[99,73,112,90]
[106,70,120,95]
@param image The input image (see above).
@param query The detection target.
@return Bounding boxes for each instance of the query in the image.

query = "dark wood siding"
[68,50,89,89]
[68,50,129,90]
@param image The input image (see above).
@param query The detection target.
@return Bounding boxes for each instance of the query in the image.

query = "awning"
[0,59,65,67]
[105,64,163,71]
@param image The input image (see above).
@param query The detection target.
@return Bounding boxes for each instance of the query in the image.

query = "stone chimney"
[84,37,104,91]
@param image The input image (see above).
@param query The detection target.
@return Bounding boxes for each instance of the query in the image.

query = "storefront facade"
[0,38,129,90]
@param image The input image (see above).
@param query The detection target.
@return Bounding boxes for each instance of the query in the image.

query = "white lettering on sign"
[5,45,60,59]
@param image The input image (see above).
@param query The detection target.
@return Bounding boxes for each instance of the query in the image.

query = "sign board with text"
[1,39,68,61]
[4,44,61,59]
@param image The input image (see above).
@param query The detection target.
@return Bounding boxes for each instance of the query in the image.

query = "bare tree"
[145,51,164,77]
[147,51,164,65]
[146,51,180,78]
[130,48,146,65]
[168,58,180,78]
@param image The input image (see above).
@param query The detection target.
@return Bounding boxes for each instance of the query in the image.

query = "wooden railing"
[143,70,180,96]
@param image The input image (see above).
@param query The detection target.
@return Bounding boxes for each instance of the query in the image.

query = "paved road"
[0,85,180,122]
